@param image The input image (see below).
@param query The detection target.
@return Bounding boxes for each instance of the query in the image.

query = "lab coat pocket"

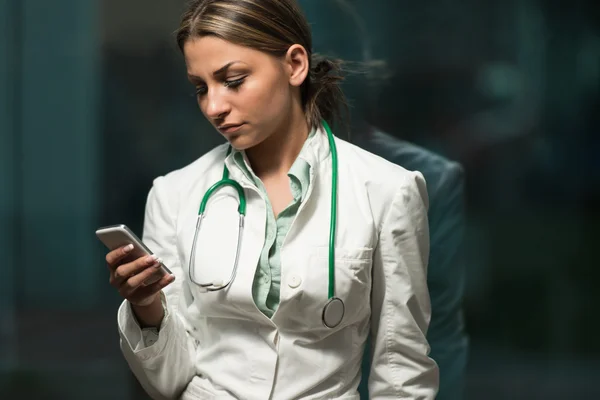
[285,246,373,332]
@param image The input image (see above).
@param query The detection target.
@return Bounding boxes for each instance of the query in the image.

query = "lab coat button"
[288,275,301,288]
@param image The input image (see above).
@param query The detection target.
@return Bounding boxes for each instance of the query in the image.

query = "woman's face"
[184,35,306,150]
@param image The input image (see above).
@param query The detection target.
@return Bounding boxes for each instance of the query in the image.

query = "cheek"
[241,75,290,120]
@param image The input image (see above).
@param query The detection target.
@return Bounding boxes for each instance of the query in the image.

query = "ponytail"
[303,53,350,132]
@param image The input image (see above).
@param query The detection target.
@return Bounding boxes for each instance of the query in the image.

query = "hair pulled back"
[176,0,348,130]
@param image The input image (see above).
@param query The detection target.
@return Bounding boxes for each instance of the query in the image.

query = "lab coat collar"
[299,123,332,166]
[222,123,332,184]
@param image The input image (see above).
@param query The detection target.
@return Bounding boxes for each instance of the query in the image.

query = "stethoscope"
[188,120,344,329]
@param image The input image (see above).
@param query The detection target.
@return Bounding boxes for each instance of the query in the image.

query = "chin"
[227,134,259,151]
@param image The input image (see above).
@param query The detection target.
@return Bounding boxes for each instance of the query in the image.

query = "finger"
[113,255,161,286]
[123,261,164,289]
[105,244,135,268]
[139,274,176,295]
[127,274,175,304]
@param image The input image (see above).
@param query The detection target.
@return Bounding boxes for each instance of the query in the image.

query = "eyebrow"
[213,61,244,76]
[187,61,246,81]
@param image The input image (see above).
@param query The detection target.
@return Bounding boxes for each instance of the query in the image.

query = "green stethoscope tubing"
[188,120,344,328]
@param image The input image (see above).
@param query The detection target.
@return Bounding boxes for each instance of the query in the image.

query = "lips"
[218,123,245,134]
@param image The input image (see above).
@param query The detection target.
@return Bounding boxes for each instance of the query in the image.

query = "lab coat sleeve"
[368,171,440,399]
[117,176,197,400]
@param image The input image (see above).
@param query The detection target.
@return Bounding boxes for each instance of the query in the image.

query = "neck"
[245,107,310,179]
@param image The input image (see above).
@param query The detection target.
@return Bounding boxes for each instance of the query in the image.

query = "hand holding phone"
[97,224,175,307]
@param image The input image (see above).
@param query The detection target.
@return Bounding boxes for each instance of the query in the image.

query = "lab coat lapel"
[220,157,268,316]
[178,158,267,320]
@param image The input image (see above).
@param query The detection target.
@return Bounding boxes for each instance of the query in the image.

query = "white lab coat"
[117,125,439,399]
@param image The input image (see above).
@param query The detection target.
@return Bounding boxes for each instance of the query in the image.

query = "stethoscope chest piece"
[322,297,345,328]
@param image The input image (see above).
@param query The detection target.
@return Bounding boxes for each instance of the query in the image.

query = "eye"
[195,85,208,96]
[223,76,246,89]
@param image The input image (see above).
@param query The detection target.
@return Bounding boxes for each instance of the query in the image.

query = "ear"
[284,44,309,88]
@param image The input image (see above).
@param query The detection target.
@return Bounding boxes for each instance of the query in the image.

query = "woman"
[106,0,438,399]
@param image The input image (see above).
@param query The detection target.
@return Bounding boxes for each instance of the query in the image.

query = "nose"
[203,90,231,121]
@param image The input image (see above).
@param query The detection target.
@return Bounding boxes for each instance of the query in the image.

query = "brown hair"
[176,0,348,131]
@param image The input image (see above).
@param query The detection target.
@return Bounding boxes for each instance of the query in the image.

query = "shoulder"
[355,129,464,204]
[337,137,425,185]
[335,137,429,225]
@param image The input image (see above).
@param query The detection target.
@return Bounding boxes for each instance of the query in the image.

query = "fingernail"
[154,260,162,268]
[145,255,158,264]
[124,244,134,253]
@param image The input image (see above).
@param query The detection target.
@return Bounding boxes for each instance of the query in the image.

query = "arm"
[117,176,197,400]
[426,164,469,400]
[369,171,439,399]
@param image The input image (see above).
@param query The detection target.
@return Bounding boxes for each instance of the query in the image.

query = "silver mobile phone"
[96,224,173,281]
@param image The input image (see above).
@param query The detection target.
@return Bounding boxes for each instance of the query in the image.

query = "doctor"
[105,0,439,399]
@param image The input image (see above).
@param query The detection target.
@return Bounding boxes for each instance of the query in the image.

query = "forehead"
[184,36,264,73]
